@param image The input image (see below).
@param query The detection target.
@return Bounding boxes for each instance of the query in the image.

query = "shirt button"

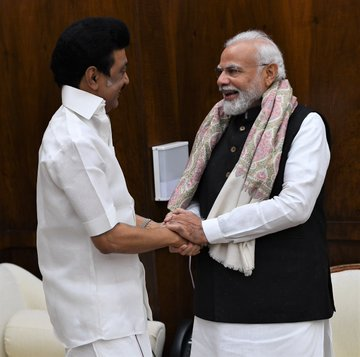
[239,125,246,131]
[230,146,237,153]
[225,171,231,178]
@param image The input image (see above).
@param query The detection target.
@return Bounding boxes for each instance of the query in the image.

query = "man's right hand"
[169,229,201,256]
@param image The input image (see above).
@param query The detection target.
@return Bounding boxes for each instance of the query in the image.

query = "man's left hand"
[165,208,208,246]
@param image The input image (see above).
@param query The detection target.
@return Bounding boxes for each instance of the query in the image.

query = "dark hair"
[50,17,130,88]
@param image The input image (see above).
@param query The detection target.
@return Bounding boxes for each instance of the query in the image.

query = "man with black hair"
[37,17,199,357]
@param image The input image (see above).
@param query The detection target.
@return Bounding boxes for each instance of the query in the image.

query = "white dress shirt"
[37,86,149,348]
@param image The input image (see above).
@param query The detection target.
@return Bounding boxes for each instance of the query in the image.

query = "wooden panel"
[309,0,360,255]
[0,0,359,354]
[310,0,360,218]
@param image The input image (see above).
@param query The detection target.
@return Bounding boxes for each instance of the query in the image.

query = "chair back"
[330,263,360,357]
[170,319,193,357]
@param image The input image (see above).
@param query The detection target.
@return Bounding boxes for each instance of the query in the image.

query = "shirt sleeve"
[187,201,201,216]
[202,112,330,244]
[48,138,118,237]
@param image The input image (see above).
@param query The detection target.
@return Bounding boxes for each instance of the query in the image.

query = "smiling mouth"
[222,89,239,100]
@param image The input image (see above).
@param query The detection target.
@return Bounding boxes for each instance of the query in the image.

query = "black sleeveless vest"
[193,104,335,323]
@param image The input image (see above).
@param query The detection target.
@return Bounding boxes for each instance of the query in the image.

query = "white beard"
[222,79,264,116]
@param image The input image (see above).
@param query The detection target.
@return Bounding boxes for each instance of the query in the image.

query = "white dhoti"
[65,333,152,357]
[190,316,333,357]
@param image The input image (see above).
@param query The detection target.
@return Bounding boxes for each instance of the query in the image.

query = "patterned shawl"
[168,79,297,275]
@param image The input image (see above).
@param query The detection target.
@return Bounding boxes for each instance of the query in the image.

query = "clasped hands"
[164,208,208,256]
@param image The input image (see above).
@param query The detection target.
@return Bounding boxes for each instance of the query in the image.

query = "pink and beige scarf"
[168,79,297,275]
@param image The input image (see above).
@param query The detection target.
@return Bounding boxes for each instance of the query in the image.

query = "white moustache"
[219,86,239,94]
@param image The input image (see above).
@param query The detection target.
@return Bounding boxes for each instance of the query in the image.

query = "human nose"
[217,70,230,86]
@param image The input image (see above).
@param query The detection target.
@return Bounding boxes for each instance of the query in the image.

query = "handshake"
[161,208,208,257]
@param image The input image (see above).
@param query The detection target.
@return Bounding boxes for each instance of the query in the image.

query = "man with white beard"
[165,30,335,357]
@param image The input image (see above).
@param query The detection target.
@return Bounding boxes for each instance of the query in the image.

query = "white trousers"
[65,333,152,357]
[190,316,334,357]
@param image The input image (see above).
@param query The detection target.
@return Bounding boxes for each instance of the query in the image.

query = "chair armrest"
[2,263,47,310]
[147,320,166,357]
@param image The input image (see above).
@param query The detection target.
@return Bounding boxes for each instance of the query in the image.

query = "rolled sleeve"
[83,205,118,237]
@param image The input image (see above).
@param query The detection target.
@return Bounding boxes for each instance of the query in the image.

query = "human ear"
[84,66,99,90]
[264,63,278,87]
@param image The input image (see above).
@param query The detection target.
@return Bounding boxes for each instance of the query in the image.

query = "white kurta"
[187,113,333,356]
[197,113,331,243]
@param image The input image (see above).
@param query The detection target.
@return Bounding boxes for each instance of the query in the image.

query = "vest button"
[230,146,237,153]
[239,125,246,131]
[225,171,231,178]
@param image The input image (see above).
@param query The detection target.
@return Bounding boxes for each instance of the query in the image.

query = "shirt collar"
[61,85,106,120]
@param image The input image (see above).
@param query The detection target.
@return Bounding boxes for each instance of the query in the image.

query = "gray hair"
[225,30,286,81]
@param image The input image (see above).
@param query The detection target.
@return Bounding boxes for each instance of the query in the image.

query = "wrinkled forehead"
[219,40,261,67]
